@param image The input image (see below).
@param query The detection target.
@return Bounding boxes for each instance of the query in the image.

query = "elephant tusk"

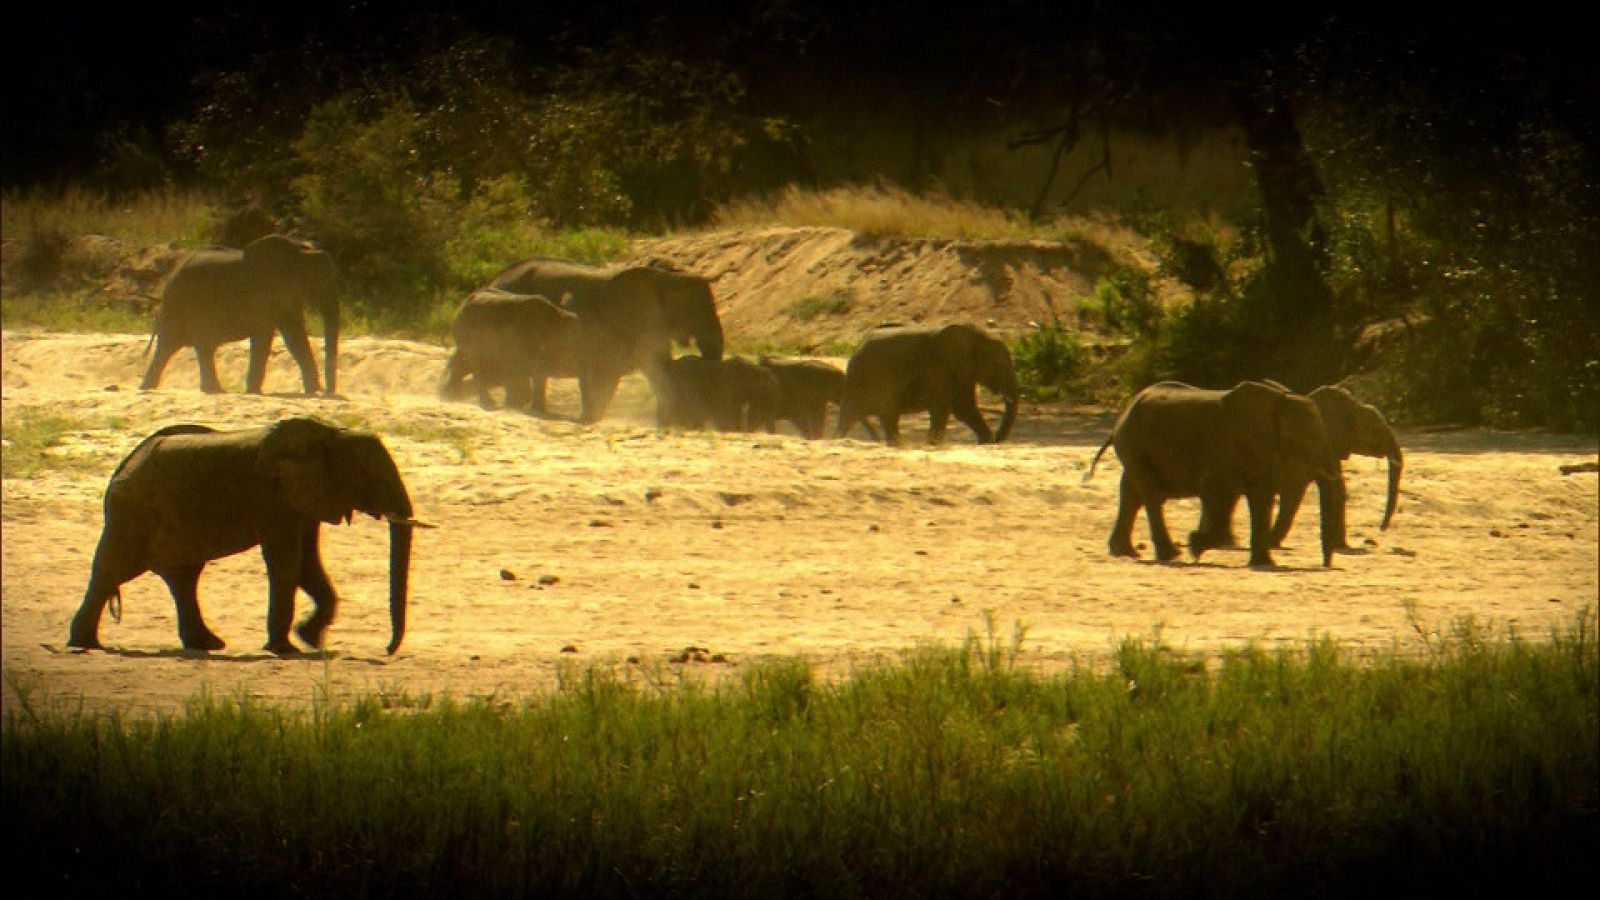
[386,515,436,529]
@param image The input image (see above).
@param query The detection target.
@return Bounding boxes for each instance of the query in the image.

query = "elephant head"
[1309,384,1403,530]
[613,265,725,361]
[940,324,1020,442]
[257,418,416,653]
[243,235,340,395]
[1222,381,1342,564]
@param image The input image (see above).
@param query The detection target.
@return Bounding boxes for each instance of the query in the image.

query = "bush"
[1012,326,1088,401]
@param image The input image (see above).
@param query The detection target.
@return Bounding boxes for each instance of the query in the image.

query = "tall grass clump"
[714,183,1042,241]
[6,613,1594,897]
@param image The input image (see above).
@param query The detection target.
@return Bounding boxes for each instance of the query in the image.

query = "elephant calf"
[836,323,1019,445]
[1195,383,1403,554]
[142,234,340,396]
[1088,380,1341,568]
[759,356,846,440]
[441,288,580,413]
[68,418,422,656]
[646,355,780,433]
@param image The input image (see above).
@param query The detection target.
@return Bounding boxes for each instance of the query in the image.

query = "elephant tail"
[1084,433,1114,482]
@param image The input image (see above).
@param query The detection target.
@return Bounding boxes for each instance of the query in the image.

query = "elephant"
[67,417,422,656]
[1195,383,1403,552]
[835,323,1020,445]
[1086,380,1342,568]
[490,258,725,422]
[759,356,846,439]
[440,288,581,413]
[645,354,781,432]
[141,234,340,396]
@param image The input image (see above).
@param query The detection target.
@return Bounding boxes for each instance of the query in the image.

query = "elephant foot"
[1109,539,1140,559]
[1247,553,1278,569]
[264,638,301,657]
[181,630,227,652]
[66,633,104,651]
[1154,543,1182,563]
[295,620,329,650]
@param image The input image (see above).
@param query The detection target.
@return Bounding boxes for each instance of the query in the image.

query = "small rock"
[951,596,961,604]
[538,574,559,586]
[1490,528,1504,538]
[589,519,614,528]
[560,644,578,654]
[688,582,701,590]
[710,653,728,664]
[645,487,663,503]
[499,568,517,581]
[711,517,723,529]
[868,524,880,532]
[103,384,120,392]
[914,549,928,556]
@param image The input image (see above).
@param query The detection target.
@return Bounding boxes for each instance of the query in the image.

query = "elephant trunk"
[1381,444,1403,531]
[386,519,411,655]
[994,393,1019,443]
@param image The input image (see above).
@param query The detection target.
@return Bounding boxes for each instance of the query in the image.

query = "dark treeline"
[6,1,1597,428]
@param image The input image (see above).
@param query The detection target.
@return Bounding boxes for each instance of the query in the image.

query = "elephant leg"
[877,414,902,446]
[67,532,149,649]
[441,354,468,400]
[951,388,994,443]
[1145,502,1181,562]
[1270,481,1311,548]
[1316,475,1351,553]
[245,332,275,394]
[158,563,226,652]
[259,536,305,656]
[580,373,622,423]
[504,376,534,411]
[925,397,952,444]
[529,376,550,415]
[140,334,182,391]
[1109,474,1142,558]
[196,343,227,394]
[1189,490,1238,559]
[1245,489,1278,568]
[277,319,322,395]
[293,528,339,650]
[1197,493,1241,549]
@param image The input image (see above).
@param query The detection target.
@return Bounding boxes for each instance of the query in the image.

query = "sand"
[3,330,1595,717]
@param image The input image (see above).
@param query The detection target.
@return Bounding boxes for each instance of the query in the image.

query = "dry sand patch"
[3,331,1595,717]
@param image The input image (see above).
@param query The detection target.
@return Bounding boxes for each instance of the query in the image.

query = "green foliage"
[1,412,104,478]
[1012,326,1088,401]
[785,292,853,321]
[1077,267,1162,338]
[5,619,1595,896]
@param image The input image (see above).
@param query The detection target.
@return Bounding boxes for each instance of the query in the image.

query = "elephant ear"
[257,417,351,524]
[1221,381,1291,467]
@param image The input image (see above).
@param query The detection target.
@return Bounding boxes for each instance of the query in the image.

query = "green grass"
[785,291,854,321]
[0,411,113,478]
[6,612,1595,897]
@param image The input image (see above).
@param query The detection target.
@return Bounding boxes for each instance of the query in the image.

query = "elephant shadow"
[54,645,343,662]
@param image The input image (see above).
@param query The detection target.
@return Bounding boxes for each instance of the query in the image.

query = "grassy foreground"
[5,617,1596,898]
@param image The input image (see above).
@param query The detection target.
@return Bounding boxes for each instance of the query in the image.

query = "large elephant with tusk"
[67,418,424,656]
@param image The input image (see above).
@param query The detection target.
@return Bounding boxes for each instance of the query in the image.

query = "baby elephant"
[67,418,423,656]
[759,356,846,439]
[646,355,781,432]
[441,288,580,413]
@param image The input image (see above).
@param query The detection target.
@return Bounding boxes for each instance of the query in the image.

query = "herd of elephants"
[64,233,1405,658]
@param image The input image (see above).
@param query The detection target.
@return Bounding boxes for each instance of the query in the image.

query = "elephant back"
[490,257,617,304]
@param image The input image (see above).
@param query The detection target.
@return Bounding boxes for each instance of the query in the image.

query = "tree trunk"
[1232,82,1340,390]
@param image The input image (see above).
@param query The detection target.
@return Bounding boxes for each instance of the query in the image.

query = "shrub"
[1012,326,1088,401]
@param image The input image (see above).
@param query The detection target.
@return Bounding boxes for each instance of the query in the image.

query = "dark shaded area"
[6,1,1592,193]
